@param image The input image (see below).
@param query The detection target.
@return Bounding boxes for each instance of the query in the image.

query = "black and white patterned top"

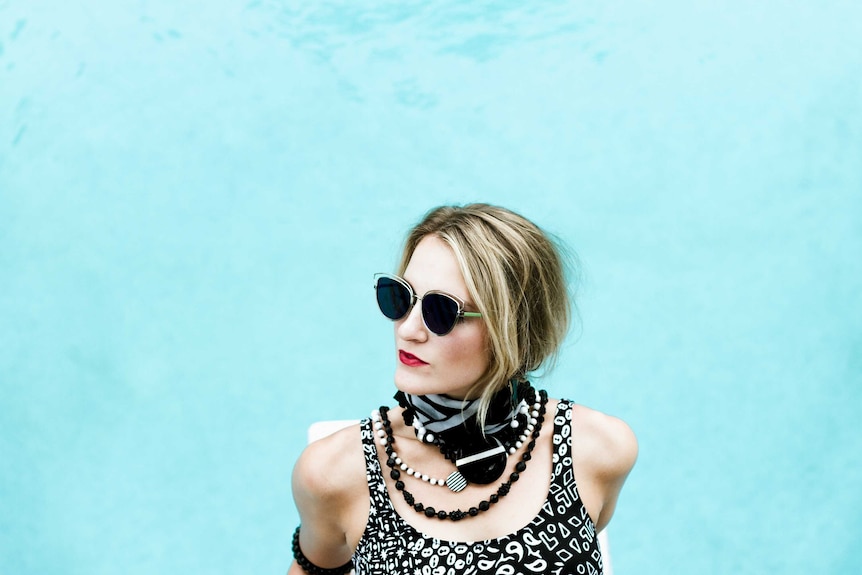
[352,400,604,575]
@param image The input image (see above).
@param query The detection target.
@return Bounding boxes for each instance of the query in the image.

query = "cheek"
[447,329,490,370]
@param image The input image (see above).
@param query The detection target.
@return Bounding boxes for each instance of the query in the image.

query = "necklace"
[371,410,453,489]
[375,389,547,521]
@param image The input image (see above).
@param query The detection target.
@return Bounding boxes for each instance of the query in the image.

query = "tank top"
[352,400,604,575]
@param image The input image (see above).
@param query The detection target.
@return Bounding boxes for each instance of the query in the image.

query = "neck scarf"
[394,382,534,484]
[395,389,520,438]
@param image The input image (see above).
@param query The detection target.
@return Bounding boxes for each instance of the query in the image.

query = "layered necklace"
[371,383,547,521]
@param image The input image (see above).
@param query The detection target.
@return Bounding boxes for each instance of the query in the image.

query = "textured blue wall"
[1,1,860,573]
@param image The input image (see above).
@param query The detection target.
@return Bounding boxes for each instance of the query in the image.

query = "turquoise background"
[2,1,860,573]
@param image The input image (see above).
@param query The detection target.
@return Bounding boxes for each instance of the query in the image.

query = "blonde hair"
[397,204,574,425]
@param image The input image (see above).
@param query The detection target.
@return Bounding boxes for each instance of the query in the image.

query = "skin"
[289,235,638,572]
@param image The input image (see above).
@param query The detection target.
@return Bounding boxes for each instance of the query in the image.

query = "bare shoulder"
[291,422,368,569]
[569,403,638,481]
[292,422,367,507]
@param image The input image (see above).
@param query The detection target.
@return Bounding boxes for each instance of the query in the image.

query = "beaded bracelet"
[292,526,354,575]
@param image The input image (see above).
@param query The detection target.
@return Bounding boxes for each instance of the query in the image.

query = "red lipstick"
[399,350,428,367]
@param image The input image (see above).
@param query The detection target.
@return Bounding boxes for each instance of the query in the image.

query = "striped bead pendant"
[445,471,468,492]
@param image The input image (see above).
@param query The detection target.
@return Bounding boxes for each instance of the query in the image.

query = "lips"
[399,350,428,367]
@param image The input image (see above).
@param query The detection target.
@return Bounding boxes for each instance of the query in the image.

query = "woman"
[289,204,637,574]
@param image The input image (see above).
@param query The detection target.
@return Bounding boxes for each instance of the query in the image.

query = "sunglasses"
[374,273,483,336]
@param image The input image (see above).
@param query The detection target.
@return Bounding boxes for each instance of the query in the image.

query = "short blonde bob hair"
[397,203,574,422]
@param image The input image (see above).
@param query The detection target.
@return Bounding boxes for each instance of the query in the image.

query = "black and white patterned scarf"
[395,390,520,438]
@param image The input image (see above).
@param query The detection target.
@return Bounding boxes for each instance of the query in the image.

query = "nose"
[396,299,428,342]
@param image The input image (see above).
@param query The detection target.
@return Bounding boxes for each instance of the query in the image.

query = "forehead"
[402,235,471,299]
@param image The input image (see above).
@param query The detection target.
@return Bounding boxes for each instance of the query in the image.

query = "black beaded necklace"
[377,389,548,521]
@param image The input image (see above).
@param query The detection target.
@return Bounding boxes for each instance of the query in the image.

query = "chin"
[393,369,427,395]
[394,368,440,396]
[393,368,476,399]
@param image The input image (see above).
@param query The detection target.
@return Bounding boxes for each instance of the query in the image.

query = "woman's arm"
[570,404,639,532]
[288,425,368,573]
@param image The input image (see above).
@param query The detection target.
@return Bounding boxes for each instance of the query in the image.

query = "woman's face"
[393,235,490,399]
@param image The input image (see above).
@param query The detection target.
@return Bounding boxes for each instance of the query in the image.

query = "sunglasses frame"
[373,273,483,336]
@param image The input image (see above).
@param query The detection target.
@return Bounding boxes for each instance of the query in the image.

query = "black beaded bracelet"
[292,526,354,575]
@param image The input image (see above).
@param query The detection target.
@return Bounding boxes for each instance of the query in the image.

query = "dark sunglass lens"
[376,277,411,320]
[422,294,460,335]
